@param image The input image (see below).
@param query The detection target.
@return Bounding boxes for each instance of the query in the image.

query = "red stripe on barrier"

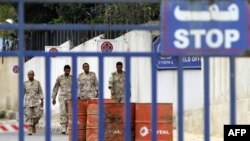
[11,124,19,130]
[0,124,29,132]
[0,125,8,131]
[24,124,29,129]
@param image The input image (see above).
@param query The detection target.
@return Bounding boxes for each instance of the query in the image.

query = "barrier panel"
[68,100,88,141]
[86,100,135,141]
[67,99,116,141]
[68,99,116,141]
[104,103,135,141]
[84,102,172,141]
[135,103,173,141]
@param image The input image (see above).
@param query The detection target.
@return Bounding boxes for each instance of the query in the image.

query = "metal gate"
[0,0,246,141]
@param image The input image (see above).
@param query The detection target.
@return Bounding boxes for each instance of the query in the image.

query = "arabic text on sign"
[174,4,239,22]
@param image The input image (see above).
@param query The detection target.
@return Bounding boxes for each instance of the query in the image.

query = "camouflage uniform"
[24,80,44,126]
[78,72,98,99]
[109,71,125,102]
[52,74,72,128]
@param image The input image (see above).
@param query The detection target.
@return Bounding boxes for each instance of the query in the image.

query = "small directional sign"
[152,37,201,69]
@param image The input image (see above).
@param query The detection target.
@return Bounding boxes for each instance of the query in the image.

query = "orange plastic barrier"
[135,103,173,141]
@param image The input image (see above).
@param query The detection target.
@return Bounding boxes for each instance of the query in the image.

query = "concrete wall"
[0,57,18,111]
[184,57,250,137]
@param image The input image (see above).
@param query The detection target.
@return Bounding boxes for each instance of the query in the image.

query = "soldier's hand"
[52,99,56,105]
[40,99,44,107]
[111,89,115,95]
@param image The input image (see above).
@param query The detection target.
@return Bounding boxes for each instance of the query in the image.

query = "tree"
[0,4,16,23]
[2,2,160,25]
[48,4,95,23]
[99,4,159,25]
[24,3,159,25]
[24,4,57,23]
[24,3,95,24]
[0,4,17,37]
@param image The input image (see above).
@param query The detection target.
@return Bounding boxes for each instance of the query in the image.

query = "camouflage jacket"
[52,74,72,100]
[78,72,98,99]
[24,80,44,107]
[109,71,125,96]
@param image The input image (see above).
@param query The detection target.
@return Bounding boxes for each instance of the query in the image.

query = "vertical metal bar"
[229,56,236,124]
[18,1,25,141]
[204,57,210,141]
[45,56,51,141]
[45,31,48,46]
[98,56,104,141]
[72,56,78,141]
[152,53,158,141]
[125,56,131,141]
[177,57,183,141]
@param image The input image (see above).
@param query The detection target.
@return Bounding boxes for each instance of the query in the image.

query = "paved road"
[1,129,224,141]
[0,128,68,141]
[1,120,224,141]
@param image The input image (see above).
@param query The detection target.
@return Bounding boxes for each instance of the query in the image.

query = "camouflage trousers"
[59,96,69,126]
[78,92,97,99]
[111,93,125,103]
[25,106,39,126]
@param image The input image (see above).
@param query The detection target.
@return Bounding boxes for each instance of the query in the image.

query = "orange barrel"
[68,100,88,141]
[86,99,116,141]
[135,103,173,141]
[104,103,135,141]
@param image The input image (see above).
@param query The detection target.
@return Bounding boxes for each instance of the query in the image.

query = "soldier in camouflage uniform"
[52,65,72,134]
[24,70,44,135]
[78,63,98,99]
[108,62,126,103]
